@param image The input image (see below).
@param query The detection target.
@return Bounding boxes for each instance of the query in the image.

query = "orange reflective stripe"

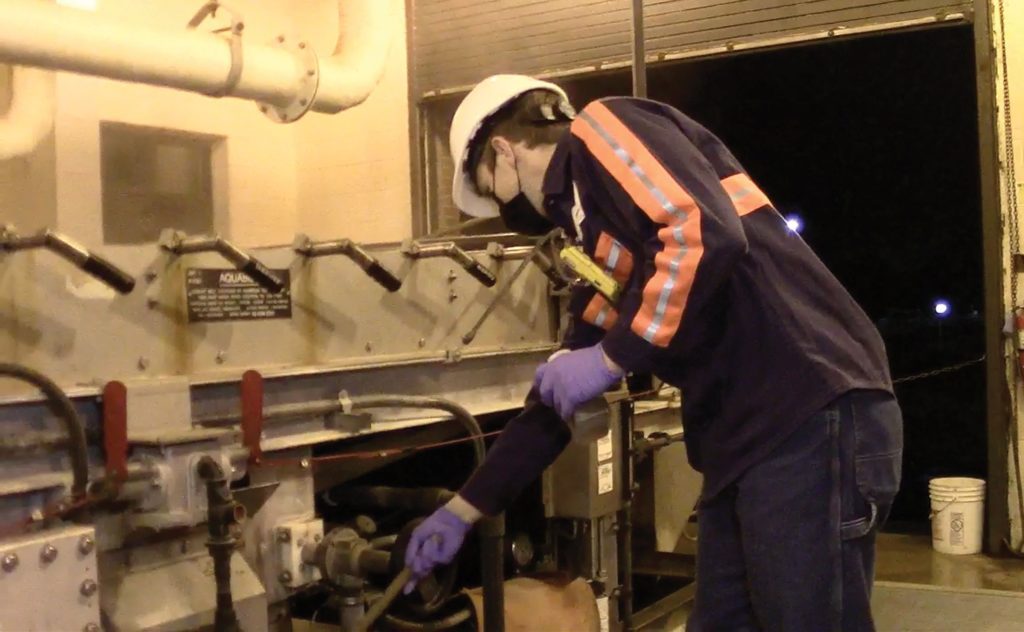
[595,232,635,284]
[572,101,704,347]
[721,173,771,216]
[582,294,619,330]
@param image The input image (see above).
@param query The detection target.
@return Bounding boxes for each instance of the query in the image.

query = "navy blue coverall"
[461,97,903,631]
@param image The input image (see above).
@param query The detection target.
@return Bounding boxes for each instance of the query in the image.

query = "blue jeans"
[688,390,903,632]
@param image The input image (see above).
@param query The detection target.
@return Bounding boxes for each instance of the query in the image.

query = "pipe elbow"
[0,66,54,160]
[316,0,398,113]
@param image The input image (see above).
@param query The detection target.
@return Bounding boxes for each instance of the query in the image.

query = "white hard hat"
[449,74,570,218]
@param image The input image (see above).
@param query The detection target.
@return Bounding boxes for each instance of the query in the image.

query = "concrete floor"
[875,532,1024,592]
[643,533,1024,632]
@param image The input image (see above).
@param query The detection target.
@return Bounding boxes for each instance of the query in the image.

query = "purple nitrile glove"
[533,344,623,420]
[403,507,471,594]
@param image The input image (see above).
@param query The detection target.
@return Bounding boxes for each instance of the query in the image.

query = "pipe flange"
[259,35,319,124]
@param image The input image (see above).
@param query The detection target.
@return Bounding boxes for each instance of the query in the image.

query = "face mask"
[499,193,553,236]
[495,150,553,236]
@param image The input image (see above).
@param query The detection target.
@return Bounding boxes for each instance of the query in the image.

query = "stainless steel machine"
[0,228,690,631]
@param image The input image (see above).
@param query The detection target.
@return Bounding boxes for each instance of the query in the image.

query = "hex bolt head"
[277,528,291,543]
[79,536,95,555]
[80,579,98,597]
[2,553,18,572]
[279,570,293,584]
[137,357,149,371]
[40,544,58,564]
[300,458,311,469]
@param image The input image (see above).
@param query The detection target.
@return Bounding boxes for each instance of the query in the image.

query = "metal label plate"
[186,268,292,323]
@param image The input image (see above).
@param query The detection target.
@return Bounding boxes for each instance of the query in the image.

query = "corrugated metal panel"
[412,0,632,96]
[411,0,972,97]
[644,0,972,58]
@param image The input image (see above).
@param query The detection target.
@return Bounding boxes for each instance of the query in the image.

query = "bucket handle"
[929,496,958,519]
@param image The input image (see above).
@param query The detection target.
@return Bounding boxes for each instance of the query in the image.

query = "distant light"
[934,300,951,317]
[785,215,804,234]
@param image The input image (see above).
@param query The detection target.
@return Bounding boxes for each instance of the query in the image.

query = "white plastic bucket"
[929,477,985,555]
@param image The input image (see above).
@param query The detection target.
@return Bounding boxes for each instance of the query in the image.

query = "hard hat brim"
[452,168,500,219]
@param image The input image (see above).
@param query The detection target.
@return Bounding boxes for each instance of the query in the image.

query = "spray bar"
[293,234,402,292]
[0,225,136,294]
[159,229,285,294]
[401,239,497,287]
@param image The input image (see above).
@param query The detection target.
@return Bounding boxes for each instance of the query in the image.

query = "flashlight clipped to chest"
[558,244,621,304]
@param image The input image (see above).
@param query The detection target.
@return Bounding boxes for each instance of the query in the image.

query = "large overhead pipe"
[0,225,136,294]
[0,0,397,122]
[0,65,53,160]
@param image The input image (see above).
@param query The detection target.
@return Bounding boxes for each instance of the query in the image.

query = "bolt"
[79,536,95,555]
[314,534,323,543]
[418,338,426,348]
[137,357,149,371]
[215,350,227,364]
[2,553,18,572]
[144,271,157,283]
[40,544,58,563]
[448,289,458,302]
[300,458,310,469]
[259,105,268,114]
[279,570,293,584]
[84,625,100,632]
[146,298,158,310]
[364,342,373,353]
[299,99,308,107]
[307,69,316,77]
[277,35,285,43]
[447,269,458,282]
[298,41,306,49]
[80,579,98,597]
[277,528,291,543]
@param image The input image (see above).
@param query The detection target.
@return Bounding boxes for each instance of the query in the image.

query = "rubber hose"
[0,363,88,498]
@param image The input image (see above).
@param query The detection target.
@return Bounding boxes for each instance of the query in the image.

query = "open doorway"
[652,25,985,530]
[559,23,986,532]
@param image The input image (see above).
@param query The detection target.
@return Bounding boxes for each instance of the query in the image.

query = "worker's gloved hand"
[403,507,471,594]
[534,344,623,420]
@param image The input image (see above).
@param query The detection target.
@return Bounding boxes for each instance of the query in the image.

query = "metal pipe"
[0,0,396,116]
[618,400,635,631]
[197,456,244,632]
[345,396,504,632]
[354,567,413,632]
[0,364,89,499]
[159,229,285,294]
[0,226,136,294]
[0,66,53,160]
[629,0,647,98]
[293,234,402,292]
[401,240,497,287]
[382,608,473,631]
[462,248,538,345]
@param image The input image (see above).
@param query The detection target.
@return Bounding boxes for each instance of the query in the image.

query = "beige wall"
[0,0,411,249]
[293,0,412,244]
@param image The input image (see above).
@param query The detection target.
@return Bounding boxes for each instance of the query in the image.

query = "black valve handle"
[365,262,403,293]
[81,253,136,294]
[463,261,497,287]
[240,259,286,294]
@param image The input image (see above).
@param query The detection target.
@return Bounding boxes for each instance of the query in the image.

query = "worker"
[404,74,902,631]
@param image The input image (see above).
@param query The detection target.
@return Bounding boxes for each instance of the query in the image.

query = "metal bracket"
[259,35,319,123]
[186,1,245,98]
